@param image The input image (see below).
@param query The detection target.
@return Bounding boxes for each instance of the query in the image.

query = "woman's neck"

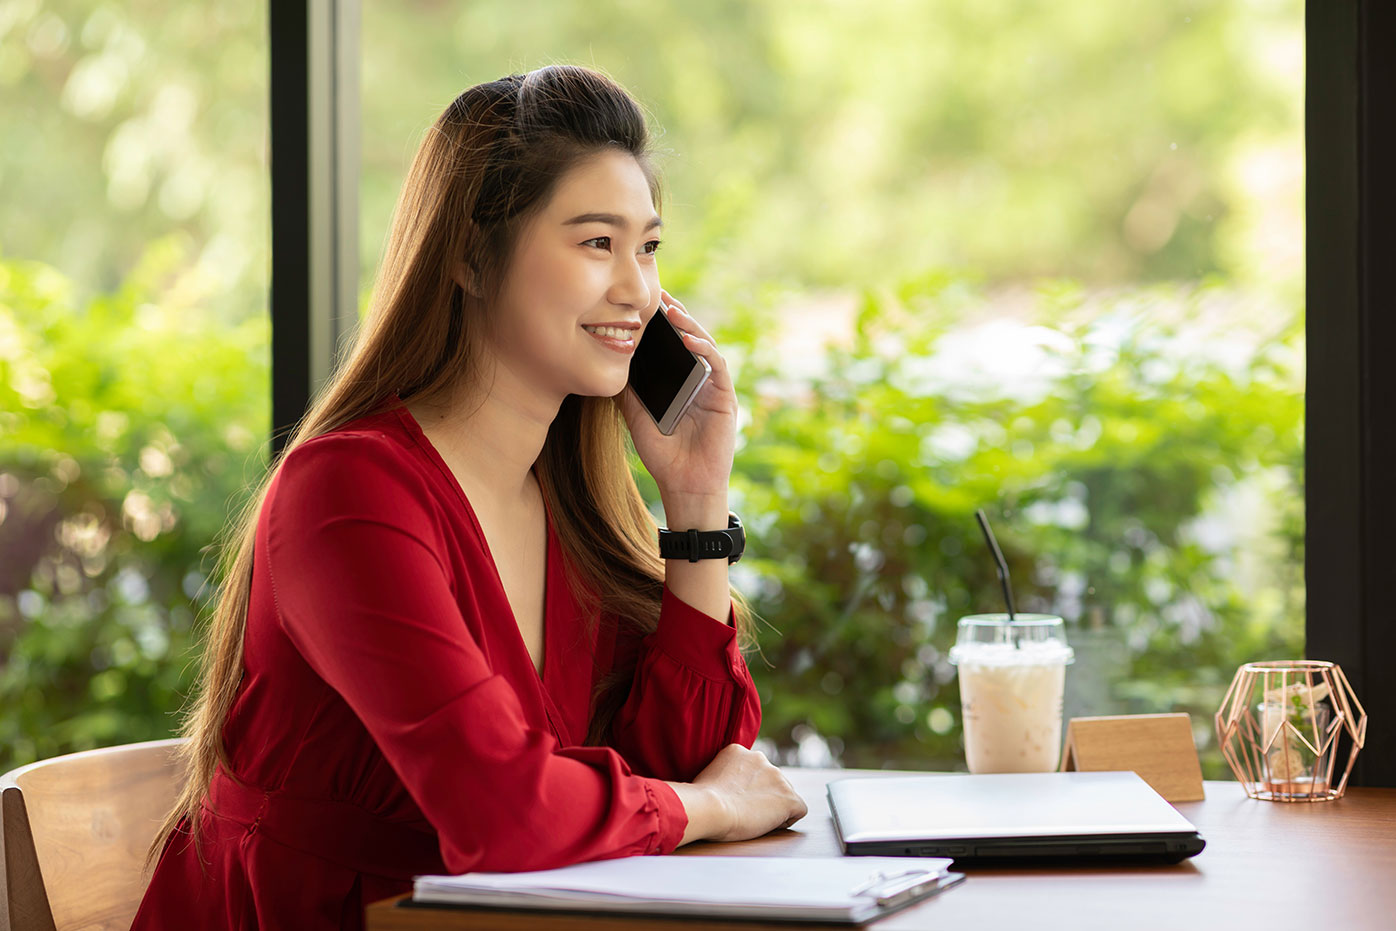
[408,371,559,505]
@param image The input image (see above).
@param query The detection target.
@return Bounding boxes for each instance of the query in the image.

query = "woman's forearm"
[660,491,732,624]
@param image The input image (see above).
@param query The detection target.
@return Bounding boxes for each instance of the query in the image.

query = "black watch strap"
[658,512,745,564]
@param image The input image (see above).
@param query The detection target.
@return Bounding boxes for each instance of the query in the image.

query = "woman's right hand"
[668,744,808,845]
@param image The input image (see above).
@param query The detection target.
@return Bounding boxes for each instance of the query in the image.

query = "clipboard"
[411,855,966,924]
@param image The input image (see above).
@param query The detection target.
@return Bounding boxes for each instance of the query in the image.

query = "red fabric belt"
[204,769,443,881]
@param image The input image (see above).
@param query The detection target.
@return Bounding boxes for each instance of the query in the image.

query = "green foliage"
[0,250,1303,780]
[0,0,267,317]
[0,243,267,770]
[717,281,1303,775]
[0,1,1305,781]
[360,0,1303,297]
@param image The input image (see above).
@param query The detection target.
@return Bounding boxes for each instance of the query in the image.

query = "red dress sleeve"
[264,434,687,873]
[608,587,763,782]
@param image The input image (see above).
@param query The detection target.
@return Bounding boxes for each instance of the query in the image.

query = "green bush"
[0,251,1301,780]
[0,241,267,769]
[719,279,1303,776]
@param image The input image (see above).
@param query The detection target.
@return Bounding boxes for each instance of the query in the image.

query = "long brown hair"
[151,64,753,863]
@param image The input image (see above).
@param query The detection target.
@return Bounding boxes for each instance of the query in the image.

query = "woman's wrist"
[659,490,734,622]
[660,491,730,531]
[664,780,730,846]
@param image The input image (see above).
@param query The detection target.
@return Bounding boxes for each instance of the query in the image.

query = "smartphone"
[628,302,712,435]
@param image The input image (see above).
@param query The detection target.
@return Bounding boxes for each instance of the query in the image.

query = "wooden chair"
[0,739,187,931]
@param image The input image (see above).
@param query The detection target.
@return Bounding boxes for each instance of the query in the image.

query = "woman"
[132,65,806,929]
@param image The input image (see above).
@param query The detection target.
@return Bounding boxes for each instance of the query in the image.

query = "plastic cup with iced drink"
[948,614,1074,773]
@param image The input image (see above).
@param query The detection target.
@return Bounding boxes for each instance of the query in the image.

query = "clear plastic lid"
[947,613,1074,666]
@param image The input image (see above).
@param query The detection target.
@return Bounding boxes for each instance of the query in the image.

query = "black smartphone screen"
[629,309,701,420]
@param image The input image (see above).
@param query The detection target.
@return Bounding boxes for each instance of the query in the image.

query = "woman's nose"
[607,254,652,309]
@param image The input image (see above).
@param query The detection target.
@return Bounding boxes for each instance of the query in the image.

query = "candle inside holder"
[1216,660,1366,802]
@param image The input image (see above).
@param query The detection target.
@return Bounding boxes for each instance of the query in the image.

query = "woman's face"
[485,148,663,405]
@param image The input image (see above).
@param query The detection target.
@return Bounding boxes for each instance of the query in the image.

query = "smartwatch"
[658,512,745,564]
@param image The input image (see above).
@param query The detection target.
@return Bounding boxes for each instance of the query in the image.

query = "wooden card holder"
[1060,712,1206,802]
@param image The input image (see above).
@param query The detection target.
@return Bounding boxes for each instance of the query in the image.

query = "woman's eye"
[581,236,660,255]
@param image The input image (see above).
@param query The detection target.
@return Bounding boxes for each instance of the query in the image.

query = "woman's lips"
[582,325,637,354]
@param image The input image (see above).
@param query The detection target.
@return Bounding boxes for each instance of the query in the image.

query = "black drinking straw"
[975,508,1017,621]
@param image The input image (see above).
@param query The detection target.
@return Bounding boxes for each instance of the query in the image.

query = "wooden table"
[367,768,1396,930]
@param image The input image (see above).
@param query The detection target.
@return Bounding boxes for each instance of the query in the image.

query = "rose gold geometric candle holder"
[1215,660,1367,802]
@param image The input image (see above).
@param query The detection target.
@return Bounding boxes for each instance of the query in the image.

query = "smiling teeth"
[583,326,633,340]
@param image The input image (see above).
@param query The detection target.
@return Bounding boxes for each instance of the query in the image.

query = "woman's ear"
[453,262,481,298]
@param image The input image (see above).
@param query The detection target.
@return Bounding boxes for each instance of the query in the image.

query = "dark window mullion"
[1306,0,1395,786]
[270,0,359,458]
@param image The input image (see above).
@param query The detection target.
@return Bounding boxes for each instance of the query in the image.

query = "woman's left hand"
[618,289,737,508]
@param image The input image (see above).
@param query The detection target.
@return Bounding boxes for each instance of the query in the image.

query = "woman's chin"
[574,372,630,400]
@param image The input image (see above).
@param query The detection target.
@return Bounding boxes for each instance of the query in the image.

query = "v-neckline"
[393,402,556,691]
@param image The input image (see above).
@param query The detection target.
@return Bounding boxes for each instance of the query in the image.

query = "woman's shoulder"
[270,403,443,516]
[296,402,416,454]
[284,403,415,464]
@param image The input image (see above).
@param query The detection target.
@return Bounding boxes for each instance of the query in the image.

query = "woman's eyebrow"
[562,212,663,232]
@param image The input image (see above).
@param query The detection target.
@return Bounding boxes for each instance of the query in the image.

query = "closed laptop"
[827,770,1205,863]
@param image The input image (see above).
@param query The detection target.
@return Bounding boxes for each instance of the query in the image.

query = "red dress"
[130,402,761,930]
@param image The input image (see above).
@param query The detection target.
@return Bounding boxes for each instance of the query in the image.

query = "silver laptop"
[827,771,1205,863]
